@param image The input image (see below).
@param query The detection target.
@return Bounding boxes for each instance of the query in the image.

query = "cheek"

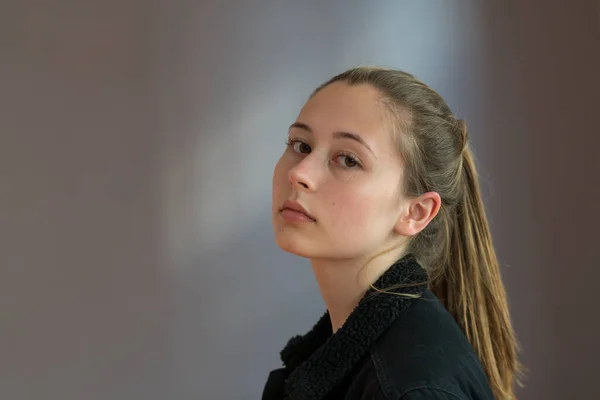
[320,190,391,254]
[272,158,286,187]
[272,158,289,204]
[327,187,385,229]
[329,178,400,229]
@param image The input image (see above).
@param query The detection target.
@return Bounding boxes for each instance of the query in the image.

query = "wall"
[0,1,169,399]
[1,1,598,399]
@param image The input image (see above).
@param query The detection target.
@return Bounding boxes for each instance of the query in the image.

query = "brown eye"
[343,156,358,168]
[334,154,361,169]
[292,140,311,154]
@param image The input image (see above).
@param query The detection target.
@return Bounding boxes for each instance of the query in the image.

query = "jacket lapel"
[280,254,428,400]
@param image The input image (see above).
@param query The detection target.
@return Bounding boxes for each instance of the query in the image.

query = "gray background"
[1,1,599,399]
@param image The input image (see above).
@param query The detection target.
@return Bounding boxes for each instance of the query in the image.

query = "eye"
[334,153,361,169]
[286,139,311,154]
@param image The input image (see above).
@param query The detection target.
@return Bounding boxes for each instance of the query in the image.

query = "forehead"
[297,82,391,139]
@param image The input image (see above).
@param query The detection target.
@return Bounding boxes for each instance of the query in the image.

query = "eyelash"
[285,138,363,169]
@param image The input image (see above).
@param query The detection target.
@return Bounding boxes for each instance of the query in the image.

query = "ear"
[394,192,442,237]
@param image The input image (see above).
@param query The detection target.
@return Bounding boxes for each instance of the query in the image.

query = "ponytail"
[429,145,524,400]
[317,67,524,399]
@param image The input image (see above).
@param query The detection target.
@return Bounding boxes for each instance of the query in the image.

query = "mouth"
[280,200,316,223]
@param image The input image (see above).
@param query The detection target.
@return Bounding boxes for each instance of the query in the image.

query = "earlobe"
[393,192,441,237]
[393,213,414,237]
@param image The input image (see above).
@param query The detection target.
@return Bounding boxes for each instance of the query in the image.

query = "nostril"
[289,179,309,189]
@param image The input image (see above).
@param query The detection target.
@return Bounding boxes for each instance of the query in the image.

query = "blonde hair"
[314,67,524,400]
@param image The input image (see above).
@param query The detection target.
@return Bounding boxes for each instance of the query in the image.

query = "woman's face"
[272,82,408,260]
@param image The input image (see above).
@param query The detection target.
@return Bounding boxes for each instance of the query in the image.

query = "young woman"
[264,67,522,400]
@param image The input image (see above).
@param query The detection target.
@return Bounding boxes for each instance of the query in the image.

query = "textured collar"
[280,254,428,400]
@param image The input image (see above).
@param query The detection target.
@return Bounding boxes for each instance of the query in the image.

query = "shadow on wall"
[479,1,600,399]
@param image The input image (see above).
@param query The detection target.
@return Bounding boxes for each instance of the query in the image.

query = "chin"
[273,229,320,259]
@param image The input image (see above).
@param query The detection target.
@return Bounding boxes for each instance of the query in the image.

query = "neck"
[310,246,407,333]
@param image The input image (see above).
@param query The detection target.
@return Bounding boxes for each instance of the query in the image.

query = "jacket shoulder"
[399,387,465,399]
[342,359,468,400]
[369,290,494,399]
[262,368,286,400]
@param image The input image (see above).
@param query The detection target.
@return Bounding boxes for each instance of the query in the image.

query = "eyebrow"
[288,122,375,156]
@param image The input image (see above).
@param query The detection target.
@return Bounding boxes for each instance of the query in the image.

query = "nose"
[288,156,319,192]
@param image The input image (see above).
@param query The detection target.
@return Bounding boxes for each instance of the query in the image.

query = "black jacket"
[262,255,495,400]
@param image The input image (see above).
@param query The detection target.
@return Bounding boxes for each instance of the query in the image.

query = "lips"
[281,200,316,222]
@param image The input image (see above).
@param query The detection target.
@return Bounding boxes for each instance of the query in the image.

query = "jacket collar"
[280,254,428,400]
